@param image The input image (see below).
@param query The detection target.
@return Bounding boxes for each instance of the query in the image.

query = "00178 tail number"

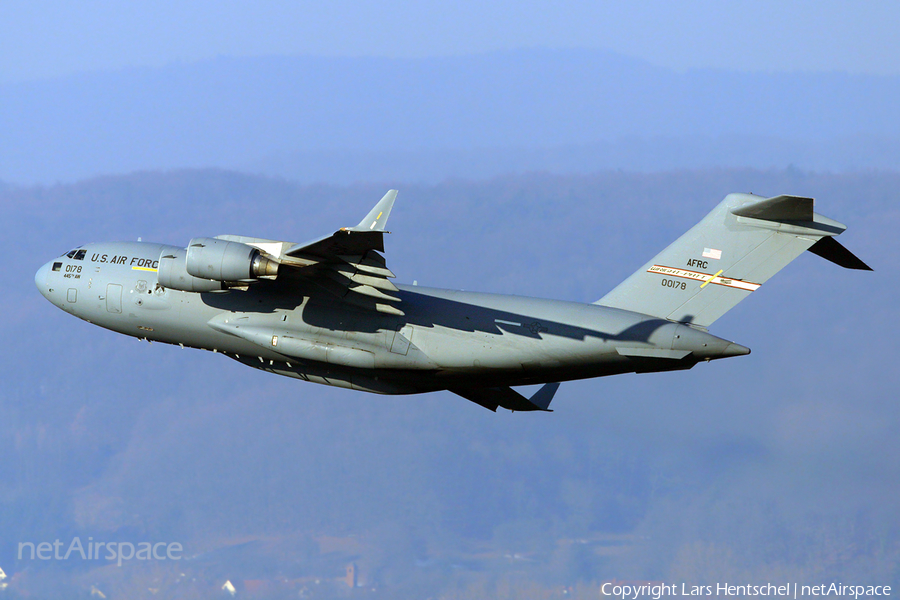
[661,278,686,290]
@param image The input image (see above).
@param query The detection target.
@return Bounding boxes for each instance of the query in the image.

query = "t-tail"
[596,193,871,328]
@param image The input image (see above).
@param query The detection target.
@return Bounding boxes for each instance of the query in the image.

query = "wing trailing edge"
[236,190,404,314]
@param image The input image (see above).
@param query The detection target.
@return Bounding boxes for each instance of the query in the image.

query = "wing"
[219,191,403,315]
[451,383,560,412]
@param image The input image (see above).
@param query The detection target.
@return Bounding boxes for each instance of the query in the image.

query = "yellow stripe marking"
[132,266,159,272]
[377,211,383,220]
[700,269,723,289]
[646,265,761,291]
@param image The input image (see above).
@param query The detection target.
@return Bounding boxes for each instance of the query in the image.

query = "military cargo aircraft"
[35,191,870,412]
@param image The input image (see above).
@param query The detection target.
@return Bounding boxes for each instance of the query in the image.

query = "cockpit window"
[52,262,62,272]
[64,247,86,260]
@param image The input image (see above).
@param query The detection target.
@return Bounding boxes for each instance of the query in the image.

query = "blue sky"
[3,0,900,82]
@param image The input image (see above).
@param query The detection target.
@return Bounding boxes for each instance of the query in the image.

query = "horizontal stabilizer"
[731,195,814,221]
[451,382,560,412]
[807,236,873,270]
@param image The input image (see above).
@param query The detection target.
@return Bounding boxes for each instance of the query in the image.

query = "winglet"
[351,190,397,232]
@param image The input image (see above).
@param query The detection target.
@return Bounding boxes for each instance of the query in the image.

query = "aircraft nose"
[35,261,51,300]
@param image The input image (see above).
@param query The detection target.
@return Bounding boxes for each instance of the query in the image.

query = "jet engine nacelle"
[157,247,225,293]
[185,237,279,282]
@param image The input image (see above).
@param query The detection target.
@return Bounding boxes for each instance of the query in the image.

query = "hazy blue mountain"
[4,48,900,184]
[249,135,900,185]
[2,168,897,596]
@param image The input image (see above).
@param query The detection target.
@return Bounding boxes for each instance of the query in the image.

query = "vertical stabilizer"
[596,193,869,328]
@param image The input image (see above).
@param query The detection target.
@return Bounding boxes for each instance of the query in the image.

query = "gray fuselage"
[35,241,747,396]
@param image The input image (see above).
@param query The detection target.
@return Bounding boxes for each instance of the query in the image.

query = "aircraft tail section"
[596,193,871,328]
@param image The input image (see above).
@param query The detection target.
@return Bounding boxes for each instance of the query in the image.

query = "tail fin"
[596,193,871,328]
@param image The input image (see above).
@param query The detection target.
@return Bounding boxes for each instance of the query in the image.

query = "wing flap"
[329,264,399,292]
[339,254,396,278]
[346,282,400,302]
[275,191,402,313]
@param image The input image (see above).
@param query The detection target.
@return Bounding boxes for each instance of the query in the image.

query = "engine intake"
[157,248,225,292]
[185,238,279,282]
